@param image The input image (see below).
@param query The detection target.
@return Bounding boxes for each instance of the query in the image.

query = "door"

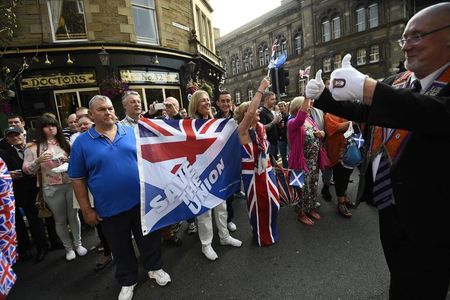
[53,88,99,125]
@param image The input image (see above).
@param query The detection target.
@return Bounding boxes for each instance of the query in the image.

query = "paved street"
[9,172,392,299]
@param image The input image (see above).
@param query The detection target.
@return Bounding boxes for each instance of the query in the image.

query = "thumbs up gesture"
[329,54,367,101]
[305,70,325,99]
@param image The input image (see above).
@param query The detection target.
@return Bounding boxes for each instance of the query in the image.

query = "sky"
[210,0,281,37]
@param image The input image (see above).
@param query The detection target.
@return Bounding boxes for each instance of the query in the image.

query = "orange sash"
[370,66,450,161]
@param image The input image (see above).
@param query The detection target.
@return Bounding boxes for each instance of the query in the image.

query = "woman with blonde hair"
[187,90,242,261]
[287,96,325,225]
[235,77,280,247]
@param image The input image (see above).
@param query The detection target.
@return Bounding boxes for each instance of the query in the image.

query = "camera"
[154,103,165,110]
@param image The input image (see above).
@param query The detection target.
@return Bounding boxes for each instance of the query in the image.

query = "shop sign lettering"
[120,70,180,84]
[20,73,96,90]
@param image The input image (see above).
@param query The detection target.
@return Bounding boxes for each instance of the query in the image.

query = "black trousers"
[379,205,450,299]
[101,204,163,286]
[226,195,234,222]
[332,163,353,197]
[15,187,48,254]
[95,223,111,257]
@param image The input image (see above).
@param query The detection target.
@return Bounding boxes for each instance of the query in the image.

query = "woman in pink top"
[23,116,86,261]
[287,96,325,225]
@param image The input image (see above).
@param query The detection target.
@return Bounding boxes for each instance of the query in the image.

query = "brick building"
[1,0,224,128]
[215,0,439,104]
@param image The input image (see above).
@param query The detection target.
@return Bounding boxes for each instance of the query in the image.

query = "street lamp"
[98,46,110,67]
[186,61,196,75]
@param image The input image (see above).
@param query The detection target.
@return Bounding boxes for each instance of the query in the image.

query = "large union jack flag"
[137,118,241,234]
[0,158,17,296]
[241,124,280,246]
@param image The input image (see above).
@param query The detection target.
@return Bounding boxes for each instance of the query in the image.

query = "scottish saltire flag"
[137,118,241,234]
[289,170,305,188]
[0,158,17,297]
[353,133,365,149]
[274,167,299,207]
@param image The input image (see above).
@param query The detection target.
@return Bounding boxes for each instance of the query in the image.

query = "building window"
[369,45,380,63]
[235,91,241,104]
[294,32,302,55]
[231,56,237,75]
[47,0,88,41]
[357,48,367,65]
[356,7,366,32]
[323,57,332,73]
[258,47,265,67]
[243,49,253,71]
[322,20,331,42]
[332,16,341,39]
[368,3,379,28]
[334,54,342,69]
[298,79,306,96]
[132,0,159,45]
[248,89,253,101]
[236,58,241,74]
[264,46,270,65]
[281,39,288,55]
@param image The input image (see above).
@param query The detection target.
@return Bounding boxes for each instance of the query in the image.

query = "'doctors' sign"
[20,72,97,90]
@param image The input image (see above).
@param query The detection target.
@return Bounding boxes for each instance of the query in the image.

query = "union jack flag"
[241,124,280,246]
[137,118,241,234]
[0,158,17,296]
[274,167,299,207]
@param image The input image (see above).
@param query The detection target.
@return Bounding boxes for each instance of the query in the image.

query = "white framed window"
[369,45,380,63]
[357,48,367,65]
[236,58,241,73]
[132,0,159,45]
[294,33,302,55]
[368,3,379,28]
[281,39,288,54]
[298,79,306,96]
[334,54,342,69]
[248,89,253,101]
[323,57,332,73]
[356,7,366,32]
[47,0,88,42]
[244,54,250,72]
[249,53,254,69]
[322,20,331,42]
[235,91,241,104]
[332,16,341,39]
[231,59,236,76]
[264,47,270,65]
[259,47,265,67]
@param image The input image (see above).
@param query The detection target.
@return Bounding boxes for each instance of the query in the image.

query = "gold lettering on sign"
[120,70,180,84]
[20,73,96,89]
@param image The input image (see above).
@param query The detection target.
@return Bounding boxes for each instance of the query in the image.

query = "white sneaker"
[148,269,171,286]
[219,236,242,247]
[118,284,136,300]
[75,245,88,256]
[51,162,69,173]
[65,249,76,261]
[201,244,218,261]
[227,221,237,232]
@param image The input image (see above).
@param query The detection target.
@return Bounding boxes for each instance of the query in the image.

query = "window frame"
[294,33,302,55]
[356,7,366,32]
[47,0,88,43]
[332,16,341,39]
[132,0,160,45]
[369,45,380,63]
[322,20,331,42]
[334,54,342,69]
[357,48,367,65]
[323,57,332,73]
[368,3,379,29]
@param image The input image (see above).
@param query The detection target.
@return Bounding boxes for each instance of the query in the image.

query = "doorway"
[53,88,99,125]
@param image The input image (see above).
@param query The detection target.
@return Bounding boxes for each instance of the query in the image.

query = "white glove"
[329,54,367,101]
[305,70,325,99]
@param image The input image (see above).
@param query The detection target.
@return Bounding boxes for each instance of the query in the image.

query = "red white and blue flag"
[137,118,241,234]
[0,158,17,297]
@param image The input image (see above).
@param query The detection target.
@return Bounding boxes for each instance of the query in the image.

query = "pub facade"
[1,0,223,130]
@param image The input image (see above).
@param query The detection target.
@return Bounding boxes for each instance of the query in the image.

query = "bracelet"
[256,90,264,95]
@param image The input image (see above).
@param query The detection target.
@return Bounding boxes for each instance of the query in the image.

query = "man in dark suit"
[0,127,49,262]
[306,3,450,299]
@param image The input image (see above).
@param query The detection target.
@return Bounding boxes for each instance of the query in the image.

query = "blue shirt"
[68,123,140,217]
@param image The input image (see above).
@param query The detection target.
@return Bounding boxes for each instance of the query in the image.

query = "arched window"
[243,48,253,71]
[236,57,241,73]
[294,31,302,55]
[275,36,287,57]
[258,43,268,67]
[231,59,236,76]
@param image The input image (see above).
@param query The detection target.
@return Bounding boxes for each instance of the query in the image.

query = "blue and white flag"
[289,170,304,188]
[137,118,241,234]
[353,132,365,149]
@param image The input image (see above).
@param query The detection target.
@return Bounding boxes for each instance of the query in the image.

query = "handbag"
[34,142,53,218]
[342,121,363,169]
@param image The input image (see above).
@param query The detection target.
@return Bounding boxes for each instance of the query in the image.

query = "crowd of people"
[0,3,449,299]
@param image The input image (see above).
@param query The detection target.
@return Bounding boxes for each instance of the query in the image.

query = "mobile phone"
[155,103,165,110]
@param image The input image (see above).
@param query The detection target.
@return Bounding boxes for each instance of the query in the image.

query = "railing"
[196,43,222,67]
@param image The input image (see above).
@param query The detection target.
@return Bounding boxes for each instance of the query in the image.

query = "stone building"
[0,0,224,128]
[215,0,438,104]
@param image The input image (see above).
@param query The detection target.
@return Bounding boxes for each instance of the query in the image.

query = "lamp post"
[186,60,196,80]
[98,46,111,77]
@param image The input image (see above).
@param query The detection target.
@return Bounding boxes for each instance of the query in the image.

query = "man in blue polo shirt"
[68,95,171,300]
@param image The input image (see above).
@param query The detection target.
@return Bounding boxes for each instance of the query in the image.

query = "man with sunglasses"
[306,3,450,299]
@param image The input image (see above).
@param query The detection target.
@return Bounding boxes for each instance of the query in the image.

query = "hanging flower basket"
[99,78,129,99]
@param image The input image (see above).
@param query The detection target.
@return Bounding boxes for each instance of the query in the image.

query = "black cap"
[4,126,23,136]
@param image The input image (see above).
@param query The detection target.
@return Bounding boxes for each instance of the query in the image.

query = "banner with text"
[137,118,241,234]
